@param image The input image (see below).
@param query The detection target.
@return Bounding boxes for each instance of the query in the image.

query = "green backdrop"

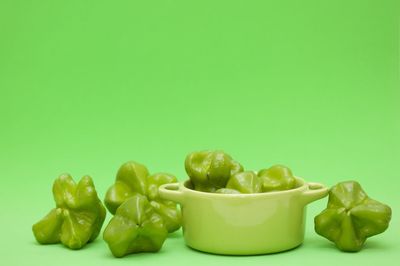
[1,0,399,265]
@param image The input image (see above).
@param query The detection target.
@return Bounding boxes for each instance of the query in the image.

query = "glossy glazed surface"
[159,177,328,255]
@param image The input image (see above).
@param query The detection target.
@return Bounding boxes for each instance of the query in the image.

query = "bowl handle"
[159,182,185,204]
[300,182,329,205]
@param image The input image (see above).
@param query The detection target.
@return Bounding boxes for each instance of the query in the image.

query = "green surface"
[0,0,399,265]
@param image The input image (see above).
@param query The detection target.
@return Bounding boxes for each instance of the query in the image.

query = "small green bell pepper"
[226,171,262,193]
[258,164,296,192]
[314,181,392,252]
[103,194,168,257]
[32,174,106,249]
[104,161,181,233]
[185,150,243,192]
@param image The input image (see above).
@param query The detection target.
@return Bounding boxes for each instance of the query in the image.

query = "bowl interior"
[183,178,305,194]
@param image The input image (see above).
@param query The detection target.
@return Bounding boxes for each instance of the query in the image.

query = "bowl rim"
[179,176,309,198]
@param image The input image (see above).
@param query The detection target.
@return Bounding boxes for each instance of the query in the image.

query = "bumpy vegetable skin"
[258,165,296,192]
[104,161,181,233]
[32,174,106,249]
[314,181,392,252]
[226,171,262,193]
[103,195,168,257]
[185,150,243,192]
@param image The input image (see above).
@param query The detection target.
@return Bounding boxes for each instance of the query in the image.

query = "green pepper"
[314,181,392,252]
[185,150,243,192]
[104,161,181,233]
[226,171,262,193]
[258,164,296,192]
[32,174,106,249]
[103,195,168,257]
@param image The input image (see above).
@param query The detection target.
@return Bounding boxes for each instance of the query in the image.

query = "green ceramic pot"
[159,177,328,255]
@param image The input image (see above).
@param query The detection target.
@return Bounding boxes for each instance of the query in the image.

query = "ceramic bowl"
[159,177,328,255]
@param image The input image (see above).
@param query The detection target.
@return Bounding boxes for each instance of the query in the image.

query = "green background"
[1,0,399,265]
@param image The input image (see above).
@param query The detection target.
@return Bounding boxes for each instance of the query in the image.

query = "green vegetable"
[258,164,296,192]
[314,181,392,252]
[32,174,106,249]
[226,171,262,193]
[185,150,243,192]
[104,161,181,233]
[103,195,168,257]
